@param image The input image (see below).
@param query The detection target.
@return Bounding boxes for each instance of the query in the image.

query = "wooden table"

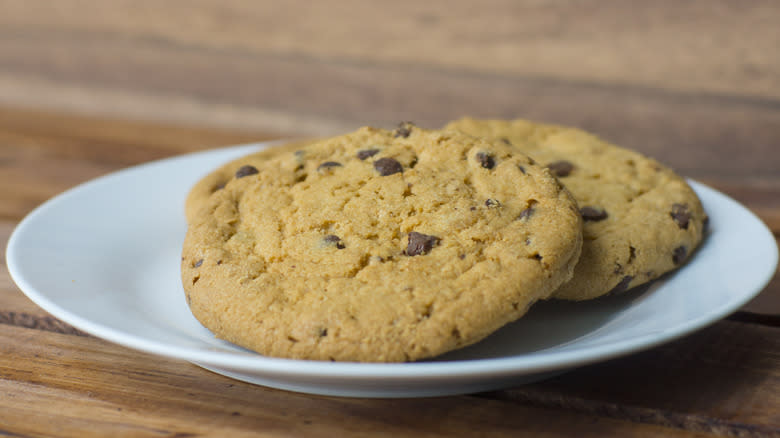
[1,2,778,436]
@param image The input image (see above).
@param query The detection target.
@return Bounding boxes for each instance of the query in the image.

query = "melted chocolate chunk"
[317,161,343,172]
[357,149,380,160]
[374,157,403,176]
[476,152,495,169]
[485,198,501,208]
[517,207,535,220]
[609,275,634,295]
[192,259,203,268]
[393,122,414,138]
[293,150,306,168]
[547,160,574,177]
[671,203,691,229]
[672,245,687,265]
[323,234,345,249]
[580,206,608,222]
[405,232,439,256]
[235,165,259,179]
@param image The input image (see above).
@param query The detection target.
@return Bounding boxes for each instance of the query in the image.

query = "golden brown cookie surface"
[185,139,317,222]
[182,124,582,362]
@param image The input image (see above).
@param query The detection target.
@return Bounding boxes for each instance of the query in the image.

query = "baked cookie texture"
[182,124,583,362]
[444,117,707,301]
[185,139,316,223]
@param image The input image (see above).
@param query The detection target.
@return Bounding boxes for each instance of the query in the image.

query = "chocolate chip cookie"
[445,118,707,301]
[182,124,583,362]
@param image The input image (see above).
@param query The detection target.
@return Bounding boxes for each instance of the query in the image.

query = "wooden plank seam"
[0,311,89,337]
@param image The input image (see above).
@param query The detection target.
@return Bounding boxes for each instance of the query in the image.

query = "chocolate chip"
[671,204,691,229]
[547,160,574,177]
[580,206,608,222]
[357,149,380,160]
[518,200,538,220]
[374,157,403,176]
[317,161,343,172]
[405,232,439,256]
[672,245,687,265]
[235,165,259,178]
[294,150,306,166]
[485,198,501,208]
[323,234,345,249]
[212,182,226,193]
[517,207,535,220]
[318,328,328,337]
[192,259,203,268]
[609,275,634,295]
[517,165,526,174]
[476,152,495,169]
[500,137,512,145]
[393,122,414,138]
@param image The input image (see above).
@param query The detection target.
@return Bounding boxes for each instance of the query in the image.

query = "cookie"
[444,117,707,301]
[185,139,317,222]
[182,124,583,362]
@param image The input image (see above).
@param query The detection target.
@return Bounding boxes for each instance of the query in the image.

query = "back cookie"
[445,118,707,301]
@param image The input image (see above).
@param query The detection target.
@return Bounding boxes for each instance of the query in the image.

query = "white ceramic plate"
[6,142,778,398]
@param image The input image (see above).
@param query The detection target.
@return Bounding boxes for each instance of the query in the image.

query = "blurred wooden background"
[2,0,777,311]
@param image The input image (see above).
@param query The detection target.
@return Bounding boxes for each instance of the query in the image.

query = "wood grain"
[1,0,778,97]
[491,320,780,436]
[0,324,725,438]
[0,1,778,181]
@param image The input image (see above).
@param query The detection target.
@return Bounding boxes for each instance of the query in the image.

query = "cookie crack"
[345,254,372,279]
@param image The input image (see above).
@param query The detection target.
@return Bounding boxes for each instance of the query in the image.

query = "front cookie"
[182,124,582,362]
[445,118,707,301]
